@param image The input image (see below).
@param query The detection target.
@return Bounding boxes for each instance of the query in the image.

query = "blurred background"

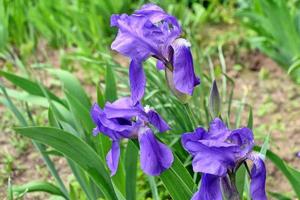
[0,0,300,199]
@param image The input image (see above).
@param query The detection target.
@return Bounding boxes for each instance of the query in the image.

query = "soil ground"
[225,50,300,198]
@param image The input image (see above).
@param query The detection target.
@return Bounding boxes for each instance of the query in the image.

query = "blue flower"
[181,118,267,200]
[90,97,173,176]
[111,4,200,104]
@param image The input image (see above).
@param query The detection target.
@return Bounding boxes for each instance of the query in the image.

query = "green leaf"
[288,59,300,74]
[125,141,138,200]
[255,147,300,198]
[64,91,94,137]
[67,160,96,200]
[112,153,126,197]
[0,70,63,105]
[47,69,91,108]
[15,127,118,200]
[268,191,292,200]
[160,168,193,200]
[13,181,66,197]
[1,84,69,198]
[236,107,256,199]
[7,177,13,200]
[49,106,97,200]
[0,88,74,124]
[0,84,27,125]
[223,73,235,122]
[160,156,196,200]
[148,176,159,200]
[236,165,247,199]
[235,89,247,128]
[105,65,117,102]
[97,83,105,108]
[247,107,253,129]
[130,139,195,200]
[260,134,270,156]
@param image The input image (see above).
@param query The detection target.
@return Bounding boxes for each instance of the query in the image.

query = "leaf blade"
[15,126,118,200]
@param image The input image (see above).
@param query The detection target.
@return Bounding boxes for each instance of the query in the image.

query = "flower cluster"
[90,3,267,200]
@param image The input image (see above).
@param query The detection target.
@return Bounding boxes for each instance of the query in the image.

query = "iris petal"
[139,129,173,176]
[129,60,146,104]
[90,103,129,140]
[111,14,157,61]
[192,174,222,200]
[192,144,237,176]
[106,141,120,176]
[248,153,267,200]
[229,127,254,157]
[111,4,181,61]
[104,96,143,119]
[172,38,200,95]
[147,109,170,132]
[156,60,165,70]
[207,117,231,140]
[181,127,206,156]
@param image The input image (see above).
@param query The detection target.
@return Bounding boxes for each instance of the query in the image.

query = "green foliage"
[255,146,300,199]
[1,0,300,199]
[12,181,66,198]
[1,0,134,51]
[15,127,119,200]
[239,0,300,83]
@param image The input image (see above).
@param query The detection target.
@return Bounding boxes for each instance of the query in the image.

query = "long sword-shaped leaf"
[148,176,160,200]
[159,154,195,200]
[13,181,66,197]
[254,146,300,198]
[236,106,254,197]
[1,85,69,199]
[132,139,195,200]
[105,65,117,102]
[125,141,138,200]
[0,70,64,105]
[47,68,91,108]
[15,127,118,200]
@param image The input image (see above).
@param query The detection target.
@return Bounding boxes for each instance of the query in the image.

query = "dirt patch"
[0,108,70,200]
[223,49,300,197]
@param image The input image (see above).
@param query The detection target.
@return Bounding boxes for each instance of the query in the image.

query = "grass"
[238,0,300,83]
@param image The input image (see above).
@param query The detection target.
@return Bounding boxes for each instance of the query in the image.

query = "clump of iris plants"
[90,3,267,200]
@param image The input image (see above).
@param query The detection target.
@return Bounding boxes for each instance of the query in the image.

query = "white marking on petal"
[144,105,152,113]
[173,38,191,47]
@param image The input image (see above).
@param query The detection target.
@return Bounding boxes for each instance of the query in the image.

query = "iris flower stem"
[184,104,197,129]
[188,104,198,127]
[228,173,240,200]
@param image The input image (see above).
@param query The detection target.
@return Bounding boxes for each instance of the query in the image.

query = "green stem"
[228,173,240,200]
[184,104,197,129]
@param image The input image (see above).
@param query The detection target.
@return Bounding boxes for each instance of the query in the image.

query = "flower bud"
[209,80,221,118]
[165,67,191,103]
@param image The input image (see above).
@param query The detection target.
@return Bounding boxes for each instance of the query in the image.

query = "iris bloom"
[90,97,173,176]
[181,118,267,200]
[111,4,200,104]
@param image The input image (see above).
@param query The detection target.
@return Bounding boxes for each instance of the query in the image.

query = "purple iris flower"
[181,118,267,200]
[111,4,200,104]
[90,97,173,176]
